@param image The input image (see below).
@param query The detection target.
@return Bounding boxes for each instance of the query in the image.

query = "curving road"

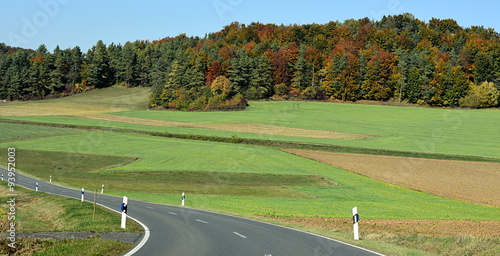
[1,167,385,256]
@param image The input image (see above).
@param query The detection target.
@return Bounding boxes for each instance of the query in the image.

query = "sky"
[1,0,499,52]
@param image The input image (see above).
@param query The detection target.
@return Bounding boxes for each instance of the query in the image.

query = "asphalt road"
[0,167,385,256]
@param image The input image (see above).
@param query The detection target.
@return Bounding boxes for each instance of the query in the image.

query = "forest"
[0,13,499,110]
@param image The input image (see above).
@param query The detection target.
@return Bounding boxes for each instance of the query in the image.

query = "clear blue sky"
[1,0,498,52]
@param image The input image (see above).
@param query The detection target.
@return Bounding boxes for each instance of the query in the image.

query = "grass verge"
[249,215,500,256]
[0,236,134,256]
[0,182,141,255]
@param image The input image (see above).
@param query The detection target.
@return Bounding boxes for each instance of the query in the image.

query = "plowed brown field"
[283,149,500,207]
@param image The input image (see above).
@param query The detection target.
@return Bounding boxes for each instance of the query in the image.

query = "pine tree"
[121,42,138,86]
[291,45,310,91]
[69,46,84,88]
[247,55,272,99]
[86,40,111,88]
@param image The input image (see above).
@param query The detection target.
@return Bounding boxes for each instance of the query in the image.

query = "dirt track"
[283,149,500,207]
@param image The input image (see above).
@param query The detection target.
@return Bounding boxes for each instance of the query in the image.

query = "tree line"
[1,13,499,109]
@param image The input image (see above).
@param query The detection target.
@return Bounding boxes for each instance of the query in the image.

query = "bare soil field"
[78,113,376,140]
[268,216,500,237]
[283,149,500,207]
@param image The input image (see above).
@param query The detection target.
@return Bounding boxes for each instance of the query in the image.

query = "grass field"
[111,101,500,158]
[2,93,499,158]
[0,86,150,116]
[0,148,333,198]
[0,134,497,221]
[1,87,499,255]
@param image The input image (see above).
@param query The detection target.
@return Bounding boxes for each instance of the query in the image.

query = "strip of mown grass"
[0,122,83,143]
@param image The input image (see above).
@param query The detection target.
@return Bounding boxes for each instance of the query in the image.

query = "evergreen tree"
[228,49,252,93]
[247,55,272,99]
[121,42,138,86]
[291,45,310,91]
[69,46,84,88]
[86,40,111,88]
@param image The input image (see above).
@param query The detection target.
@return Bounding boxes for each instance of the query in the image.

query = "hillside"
[1,13,499,110]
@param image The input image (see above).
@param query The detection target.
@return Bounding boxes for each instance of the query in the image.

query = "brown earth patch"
[77,114,377,140]
[0,103,128,116]
[283,149,500,207]
[268,216,500,237]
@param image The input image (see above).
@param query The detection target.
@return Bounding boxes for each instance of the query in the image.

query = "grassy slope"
[0,148,331,198]
[22,86,150,110]
[1,132,497,221]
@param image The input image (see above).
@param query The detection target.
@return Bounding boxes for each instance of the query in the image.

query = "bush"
[459,82,500,108]
[300,86,326,100]
[273,83,289,97]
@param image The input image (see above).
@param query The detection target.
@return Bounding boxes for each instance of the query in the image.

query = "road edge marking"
[233,232,247,238]
[96,203,150,256]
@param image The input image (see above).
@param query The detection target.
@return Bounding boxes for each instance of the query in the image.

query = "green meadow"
[3,99,499,159]
[113,101,500,158]
[0,131,497,221]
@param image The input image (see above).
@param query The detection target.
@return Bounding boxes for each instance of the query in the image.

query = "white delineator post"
[81,188,85,202]
[352,207,360,240]
[101,184,104,194]
[49,175,52,183]
[121,196,128,229]
[36,182,39,191]
[181,192,185,206]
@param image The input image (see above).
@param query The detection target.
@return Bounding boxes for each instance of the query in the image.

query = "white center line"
[146,206,154,209]
[168,212,178,215]
[196,219,208,224]
[233,232,247,238]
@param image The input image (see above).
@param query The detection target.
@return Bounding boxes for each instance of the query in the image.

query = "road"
[0,167,385,256]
